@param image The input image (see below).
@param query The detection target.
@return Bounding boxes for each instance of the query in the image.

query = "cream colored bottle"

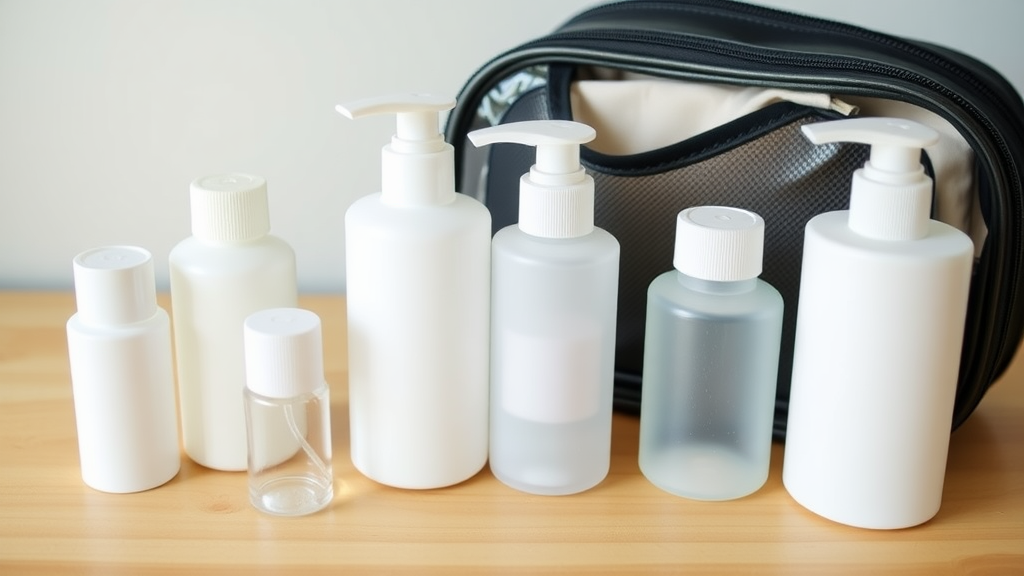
[169,174,298,471]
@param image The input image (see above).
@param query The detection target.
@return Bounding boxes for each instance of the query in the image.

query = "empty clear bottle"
[244,308,333,516]
[639,206,783,501]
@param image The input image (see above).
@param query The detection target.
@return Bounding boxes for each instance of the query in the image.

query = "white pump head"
[336,93,456,207]
[801,117,939,241]
[468,120,597,238]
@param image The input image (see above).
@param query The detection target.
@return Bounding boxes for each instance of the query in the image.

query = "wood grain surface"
[1,292,1021,575]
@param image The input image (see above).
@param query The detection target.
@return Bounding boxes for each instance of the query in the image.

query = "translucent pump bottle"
[169,174,298,471]
[638,207,783,501]
[66,246,180,493]
[783,118,974,529]
[469,120,620,495]
[244,308,333,516]
[337,94,491,489]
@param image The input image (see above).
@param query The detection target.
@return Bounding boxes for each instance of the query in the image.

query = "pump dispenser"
[338,93,491,490]
[783,117,974,529]
[469,120,620,496]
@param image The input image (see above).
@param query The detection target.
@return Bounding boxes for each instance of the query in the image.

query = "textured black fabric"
[476,82,871,437]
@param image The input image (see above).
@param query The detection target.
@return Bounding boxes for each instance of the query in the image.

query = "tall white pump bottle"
[469,120,620,496]
[783,118,974,529]
[337,94,491,489]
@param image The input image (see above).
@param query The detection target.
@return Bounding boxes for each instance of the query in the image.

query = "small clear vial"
[639,206,783,501]
[243,308,333,516]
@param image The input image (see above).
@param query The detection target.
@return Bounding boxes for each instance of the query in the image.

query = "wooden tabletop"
[1,292,1021,575]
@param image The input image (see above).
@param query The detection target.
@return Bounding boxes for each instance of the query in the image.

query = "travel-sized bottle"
[337,94,491,489]
[469,120,620,496]
[783,118,974,529]
[638,206,783,501]
[66,246,180,493]
[169,174,298,471]
[244,308,333,516]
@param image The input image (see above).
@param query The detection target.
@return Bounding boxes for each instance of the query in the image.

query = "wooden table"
[1,292,1021,574]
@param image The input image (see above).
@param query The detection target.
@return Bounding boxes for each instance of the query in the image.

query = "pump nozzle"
[468,120,597,239]
[801,117,939,241]
[469,120,595,187]
[336,93,454,154]
[335,93,457,206]
[801,117,938,176]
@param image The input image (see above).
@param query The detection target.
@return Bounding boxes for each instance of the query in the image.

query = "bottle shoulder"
[169,234,296,271]
[806,211,974,261]
[67,307,170,336]
[346,193,491,229]
[493,225,620,263]
[648,271,783,318]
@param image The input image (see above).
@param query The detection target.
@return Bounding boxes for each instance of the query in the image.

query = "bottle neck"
[677,271,757,295]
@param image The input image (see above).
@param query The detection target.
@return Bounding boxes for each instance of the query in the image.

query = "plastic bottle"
[337,94,491,489]
[244,308,333,516]
[638,206,783,501]
[169,173,298,471]
[66,246,180,493]
[783,117,974,529]
[469,120,620,495]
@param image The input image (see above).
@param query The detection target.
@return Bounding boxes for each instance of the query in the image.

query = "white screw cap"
[674,206,765,282]
[244,308,325,399]
[189,173,270,242]
[72,246,158,326]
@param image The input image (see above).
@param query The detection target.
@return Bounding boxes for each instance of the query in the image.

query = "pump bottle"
[469,120,620,496]
[639,206,783,501]
[783,118,974,529]
[337,94,491,489]
[169,173,298,471]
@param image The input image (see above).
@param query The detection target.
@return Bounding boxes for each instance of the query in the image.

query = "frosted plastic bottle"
[337,94,491,489]
[469,120,620,495]
[66,246,180,493]
[244,308,333,516]
[783,118,974,529]
[169,174,298,471]
[639,206,783,501]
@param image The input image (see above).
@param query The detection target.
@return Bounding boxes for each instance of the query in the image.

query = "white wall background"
[1,0,1022,293]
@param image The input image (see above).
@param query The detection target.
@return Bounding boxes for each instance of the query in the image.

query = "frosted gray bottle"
[469,120,620,495]
[638,206,783,500]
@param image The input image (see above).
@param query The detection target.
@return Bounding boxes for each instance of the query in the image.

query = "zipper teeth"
[562,1,1006,106]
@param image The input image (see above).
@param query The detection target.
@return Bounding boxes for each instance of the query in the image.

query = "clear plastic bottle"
[469,120,620,495]
[337,94,491,489]
[243,308,333,516]
[66,246,180,493]
[638,207,783,501]
[169,173,298,471]
[783,118,975,529]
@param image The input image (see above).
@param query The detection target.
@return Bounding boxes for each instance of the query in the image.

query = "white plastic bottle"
[639,206,783,501]
[783,118,974,529]
[337,94,491,489]
[169,173,298,471]
[66,246,180,493]
[469,120,620,496]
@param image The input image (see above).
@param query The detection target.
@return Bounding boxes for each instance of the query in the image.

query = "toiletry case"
[445,0,1024,438]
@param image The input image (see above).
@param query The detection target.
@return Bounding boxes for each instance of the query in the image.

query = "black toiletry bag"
[445,0,1024,438]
